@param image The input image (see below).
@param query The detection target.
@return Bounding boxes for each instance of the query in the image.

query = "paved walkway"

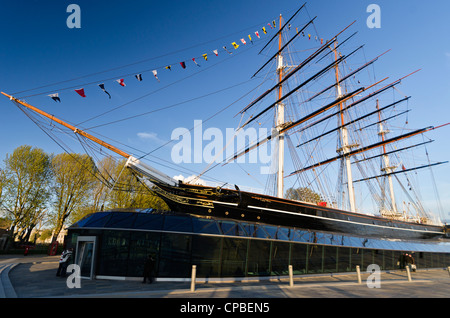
[1,254,450,299]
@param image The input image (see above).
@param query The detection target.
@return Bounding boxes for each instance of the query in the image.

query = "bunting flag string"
[41,16,322,102]
[223,46,232,54]
[48,93,61,102]
[152,70,160,82]
[75,88,86,97]
[98,84,111,99]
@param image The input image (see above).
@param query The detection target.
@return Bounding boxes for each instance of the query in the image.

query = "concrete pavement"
[1,254,450,299]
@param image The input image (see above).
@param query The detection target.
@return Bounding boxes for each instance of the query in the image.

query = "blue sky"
[1,0,449,221]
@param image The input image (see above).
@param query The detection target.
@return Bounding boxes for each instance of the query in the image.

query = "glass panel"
[83,212,112,228]
[162,215,193,233]
[191,236,222,278]
[105,212,137,229]
[373,250,384,270]
[247,240,271,276]
[307,245,323,274]
[350,248,362,270]
[363,249,374,270]
[78,242,94,278]
[323,246,337,273]
[290,243,308,274]
[263,225,278,239]
[221,238,247,277]
[337,247,351,272]
[158,233,191,277]
[241,223,257,237]
[134,213,164,231]
[275,227,290,241]
[218,221,237,235]
[192,218,221,235]
[97,230,130,276]
[127,231,160,277]
[271,242,290,275]
[291,229,312,243]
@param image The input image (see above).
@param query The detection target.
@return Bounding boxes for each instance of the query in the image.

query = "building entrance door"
[76,236,97,279]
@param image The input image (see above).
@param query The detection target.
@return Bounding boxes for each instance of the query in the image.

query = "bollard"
[406,265,412,282]
[356,265,362,284]
[288,265,294,287]
[190,265,197,292]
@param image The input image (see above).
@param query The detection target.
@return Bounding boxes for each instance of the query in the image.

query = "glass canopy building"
[67,209,450,280]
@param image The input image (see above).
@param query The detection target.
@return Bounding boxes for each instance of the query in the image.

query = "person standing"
[143,254,155,284]
[56,248,73,277]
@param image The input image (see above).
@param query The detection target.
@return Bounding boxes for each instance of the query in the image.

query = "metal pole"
[190,265,197,292]
[289,265,294,287]
[356,265,362,284]
[406,265,412,282]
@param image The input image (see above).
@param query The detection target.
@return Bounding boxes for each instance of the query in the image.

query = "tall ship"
[2,4,449,242]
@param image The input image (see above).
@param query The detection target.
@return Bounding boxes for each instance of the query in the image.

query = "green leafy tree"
[1,145,52,243]
[50,153,96,242]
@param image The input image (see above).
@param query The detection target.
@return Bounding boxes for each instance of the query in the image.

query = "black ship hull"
[151,182,446,241]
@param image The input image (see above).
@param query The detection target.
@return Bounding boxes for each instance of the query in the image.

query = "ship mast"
[377,99,399,216]
[333,42,357,212]
[276,14,285,198]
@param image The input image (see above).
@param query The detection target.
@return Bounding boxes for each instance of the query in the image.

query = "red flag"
[74,88,86,97]
[116,79,126,87]
[180,61,186,69]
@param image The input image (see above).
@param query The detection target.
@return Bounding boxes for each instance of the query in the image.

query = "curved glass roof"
[69,209,450,253]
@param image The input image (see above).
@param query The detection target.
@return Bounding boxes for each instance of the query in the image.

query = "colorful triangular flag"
[262,27,267,34]
[152,70,159,82]
[272,20,276,28]
[48,93,60,102]
[116,79,126,87]
[202,54,208,61]
[248,34,253,44]
[75,88,86,97]
[165,65,172,71]
[213,49,218,56]
[232,42,239,49]
[267,23,273,29]
[223,46,232,54]
[255,31,260,38]
[192,57,200,67]
[180,61,186,69]
[240,38,246,45]
[98,84,111,99]
[135,74,143,81]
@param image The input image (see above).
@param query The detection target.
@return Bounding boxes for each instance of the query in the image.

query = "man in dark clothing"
[143,255,155,284]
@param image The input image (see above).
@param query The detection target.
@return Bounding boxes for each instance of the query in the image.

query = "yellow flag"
[262,27,267,34]
[232,42,239,49]
[202,54,208,61]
